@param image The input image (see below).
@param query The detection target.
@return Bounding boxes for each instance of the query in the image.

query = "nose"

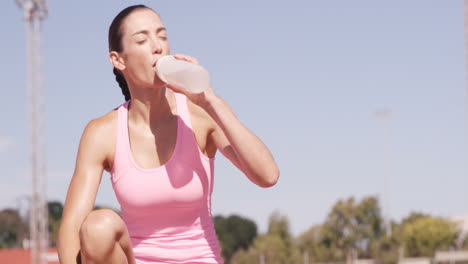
[151,36,162,54]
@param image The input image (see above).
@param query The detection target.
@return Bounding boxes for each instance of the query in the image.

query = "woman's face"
[118,9,170,87]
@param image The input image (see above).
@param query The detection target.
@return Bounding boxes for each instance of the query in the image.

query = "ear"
[110,51,126,71]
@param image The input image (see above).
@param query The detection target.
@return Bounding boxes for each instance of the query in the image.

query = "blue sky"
[0,0,467,236]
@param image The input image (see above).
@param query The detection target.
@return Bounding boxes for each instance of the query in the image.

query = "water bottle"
[154,55,210,94]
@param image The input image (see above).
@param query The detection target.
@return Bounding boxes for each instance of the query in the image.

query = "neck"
[127,83,175,126]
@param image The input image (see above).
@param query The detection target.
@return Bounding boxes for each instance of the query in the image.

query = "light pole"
[16,1,48,264]
[463,0,468,215]
[375,108,392,237]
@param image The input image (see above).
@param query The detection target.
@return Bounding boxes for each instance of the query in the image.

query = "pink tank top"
[110,93,223,264]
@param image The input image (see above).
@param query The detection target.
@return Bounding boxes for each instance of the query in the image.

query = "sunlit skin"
[58,8,279,264]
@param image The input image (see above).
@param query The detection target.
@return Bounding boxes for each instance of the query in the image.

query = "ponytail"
[113,67,130,101]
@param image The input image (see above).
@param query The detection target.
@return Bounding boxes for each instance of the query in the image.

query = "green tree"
[372,223,400,264]
[400,215,457,257]
[401,212,428,225]
[232,233,302,264]
[48,201,63,247]
[268,211,292,249]
[253,234,290,264]
[321,197,356,261]
[231,211,302,264]
[0,208,28,248]
[296,224,341,262]
[214,214,257,263]
[354,196,385,257]
[320,196,385,262]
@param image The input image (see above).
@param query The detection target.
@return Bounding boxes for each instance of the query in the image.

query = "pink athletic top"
[110,93,223,264]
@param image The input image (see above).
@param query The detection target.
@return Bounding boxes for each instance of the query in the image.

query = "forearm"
[57,222,81,264]
[203,94,279,187]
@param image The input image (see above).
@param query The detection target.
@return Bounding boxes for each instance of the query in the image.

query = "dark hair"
[108,5,151,101]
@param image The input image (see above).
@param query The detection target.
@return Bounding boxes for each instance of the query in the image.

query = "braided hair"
[108,5,152,101]
[113,67,130,101]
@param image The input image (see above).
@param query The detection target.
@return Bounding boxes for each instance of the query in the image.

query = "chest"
[114,159,213,212]
[128,117,178,170]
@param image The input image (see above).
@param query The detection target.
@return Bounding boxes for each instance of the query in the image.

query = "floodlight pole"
[16,1,48,264]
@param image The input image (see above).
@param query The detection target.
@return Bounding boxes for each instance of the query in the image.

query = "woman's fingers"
[173,53,200,65]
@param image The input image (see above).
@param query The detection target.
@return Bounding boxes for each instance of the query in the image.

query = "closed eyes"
[136,37,167,45]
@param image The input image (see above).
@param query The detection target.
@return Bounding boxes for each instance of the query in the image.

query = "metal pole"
[375,108,392,237]
[16,1,48,263]
[463,0,468,218]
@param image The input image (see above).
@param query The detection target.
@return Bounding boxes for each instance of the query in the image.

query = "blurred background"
[0,0,467,263]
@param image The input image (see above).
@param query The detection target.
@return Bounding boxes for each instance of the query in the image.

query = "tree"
[268,211,292,248]
[231,233,302,264]
[214,214,257,263]
[354,196,385,257]
[48,201,63,221]
[372,222,400,264]
[230,211,302,264]
[400,212,428,227]
[0,208,28,248]
[48,201,63,247]
[320,197,354,262]
[320,196,385,262]
[400,215,457,257]
[253,234,291,264]
[296,224,341,263]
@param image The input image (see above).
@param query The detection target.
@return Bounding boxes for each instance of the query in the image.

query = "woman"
[58,4,279,264]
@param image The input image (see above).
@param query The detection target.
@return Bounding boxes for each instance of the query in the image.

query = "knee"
[79,209,123,257]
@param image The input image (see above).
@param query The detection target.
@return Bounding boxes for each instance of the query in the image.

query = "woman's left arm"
[167,53,279,187]
[202,91,280,188]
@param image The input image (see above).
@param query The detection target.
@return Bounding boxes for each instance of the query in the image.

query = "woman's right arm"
[57,119,110,263]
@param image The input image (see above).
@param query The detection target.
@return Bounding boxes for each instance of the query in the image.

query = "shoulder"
[83,108,118,139]
[79,108,119,157]
[77,107,119,170]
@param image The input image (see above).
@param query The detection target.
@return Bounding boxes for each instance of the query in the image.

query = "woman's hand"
[164,53,216,108]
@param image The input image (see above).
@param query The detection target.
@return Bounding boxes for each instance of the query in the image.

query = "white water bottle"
[155,55,210,94]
